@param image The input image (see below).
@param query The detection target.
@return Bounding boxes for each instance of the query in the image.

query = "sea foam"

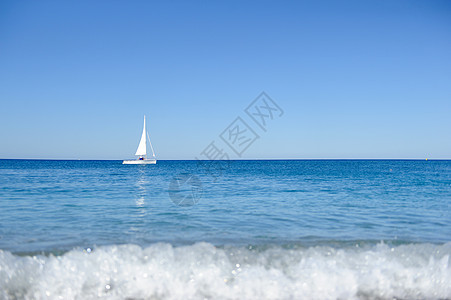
[1,242,450,299]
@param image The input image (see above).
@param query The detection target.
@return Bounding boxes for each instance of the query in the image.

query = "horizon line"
[0,158,449,161]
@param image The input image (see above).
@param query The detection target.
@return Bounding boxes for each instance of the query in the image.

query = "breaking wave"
[1,242,450,299]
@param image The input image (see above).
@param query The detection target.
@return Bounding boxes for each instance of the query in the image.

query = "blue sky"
[1,0,450,159]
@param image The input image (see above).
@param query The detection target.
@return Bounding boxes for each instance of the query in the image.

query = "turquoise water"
[0,159,450,299]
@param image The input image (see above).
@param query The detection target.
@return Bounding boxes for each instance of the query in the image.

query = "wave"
[1,242,450,299]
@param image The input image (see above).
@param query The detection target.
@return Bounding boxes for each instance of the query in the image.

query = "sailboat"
[123,115,157,164]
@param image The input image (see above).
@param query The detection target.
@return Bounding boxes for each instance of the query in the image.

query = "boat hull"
[122,159,157,165]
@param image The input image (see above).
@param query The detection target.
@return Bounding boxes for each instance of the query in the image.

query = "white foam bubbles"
[0,242,450,299]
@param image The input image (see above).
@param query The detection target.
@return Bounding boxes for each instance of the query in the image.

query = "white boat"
[123,115,157,165]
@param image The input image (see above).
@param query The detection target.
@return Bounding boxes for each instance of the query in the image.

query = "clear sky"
[1,0,450,159]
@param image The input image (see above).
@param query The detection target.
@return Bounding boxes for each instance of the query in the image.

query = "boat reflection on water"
[135,167,148,208]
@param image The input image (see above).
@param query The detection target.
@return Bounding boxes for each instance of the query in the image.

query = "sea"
[0,159,450,299]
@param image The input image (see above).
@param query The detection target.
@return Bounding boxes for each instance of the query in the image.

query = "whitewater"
[1,242,450,299]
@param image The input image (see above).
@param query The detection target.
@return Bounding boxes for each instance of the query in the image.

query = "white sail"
[123,115,157,164]
[135,116,147,156]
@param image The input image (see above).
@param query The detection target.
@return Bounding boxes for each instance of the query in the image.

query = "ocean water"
[0,159,450,299]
